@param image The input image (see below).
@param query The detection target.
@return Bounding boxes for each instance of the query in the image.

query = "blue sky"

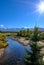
[0,0,44,28]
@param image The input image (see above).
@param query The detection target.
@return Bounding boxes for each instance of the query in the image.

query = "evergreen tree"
[24,27,44,65]
[30,27,39,42]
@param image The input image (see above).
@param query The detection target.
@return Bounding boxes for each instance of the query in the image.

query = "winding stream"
[0,37,31,65]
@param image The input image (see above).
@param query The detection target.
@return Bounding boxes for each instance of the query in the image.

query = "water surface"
[0,37,31,65]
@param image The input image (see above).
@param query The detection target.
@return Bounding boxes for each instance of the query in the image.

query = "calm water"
[0,37,31,65]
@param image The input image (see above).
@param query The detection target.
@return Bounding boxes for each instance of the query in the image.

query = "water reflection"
[0,37,30,65]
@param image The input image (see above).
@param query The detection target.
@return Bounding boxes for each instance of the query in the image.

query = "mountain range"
[0,27,44,32]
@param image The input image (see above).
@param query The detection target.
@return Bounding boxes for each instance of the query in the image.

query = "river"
[0,37,31,65]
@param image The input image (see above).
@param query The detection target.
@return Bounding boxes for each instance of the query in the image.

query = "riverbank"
[0,34,8,49]
[10,37,30,46]
[0,48,5,58]
[0,41,8,49]
[11,36,44,61]
[37,41,44,54]
[10,36,44,46]
[0,35,8,59]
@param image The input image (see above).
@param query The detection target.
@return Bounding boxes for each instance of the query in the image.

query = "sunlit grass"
[0,33,8,48]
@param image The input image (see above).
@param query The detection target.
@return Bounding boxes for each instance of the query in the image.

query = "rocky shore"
[10,37,30,46]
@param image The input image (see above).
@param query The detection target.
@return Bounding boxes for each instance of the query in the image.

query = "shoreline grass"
[0,34,8,49]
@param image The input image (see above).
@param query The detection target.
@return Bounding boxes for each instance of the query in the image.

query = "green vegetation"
[30,27,39,41]
[0,32,18,49]
[11,32,17,37]
[38,32,44,41]
[17,29,32,40]
[0,33,8,48]
[0,28,44,65]
[17,28,44,41]
[10,27,44,65]
[24,27,44,65]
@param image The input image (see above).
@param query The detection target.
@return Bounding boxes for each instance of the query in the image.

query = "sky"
[0,0,44,28]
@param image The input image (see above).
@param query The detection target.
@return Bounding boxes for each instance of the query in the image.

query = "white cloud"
[0,25,4,27]
[0,24,7,29]
[24,27,29,28]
